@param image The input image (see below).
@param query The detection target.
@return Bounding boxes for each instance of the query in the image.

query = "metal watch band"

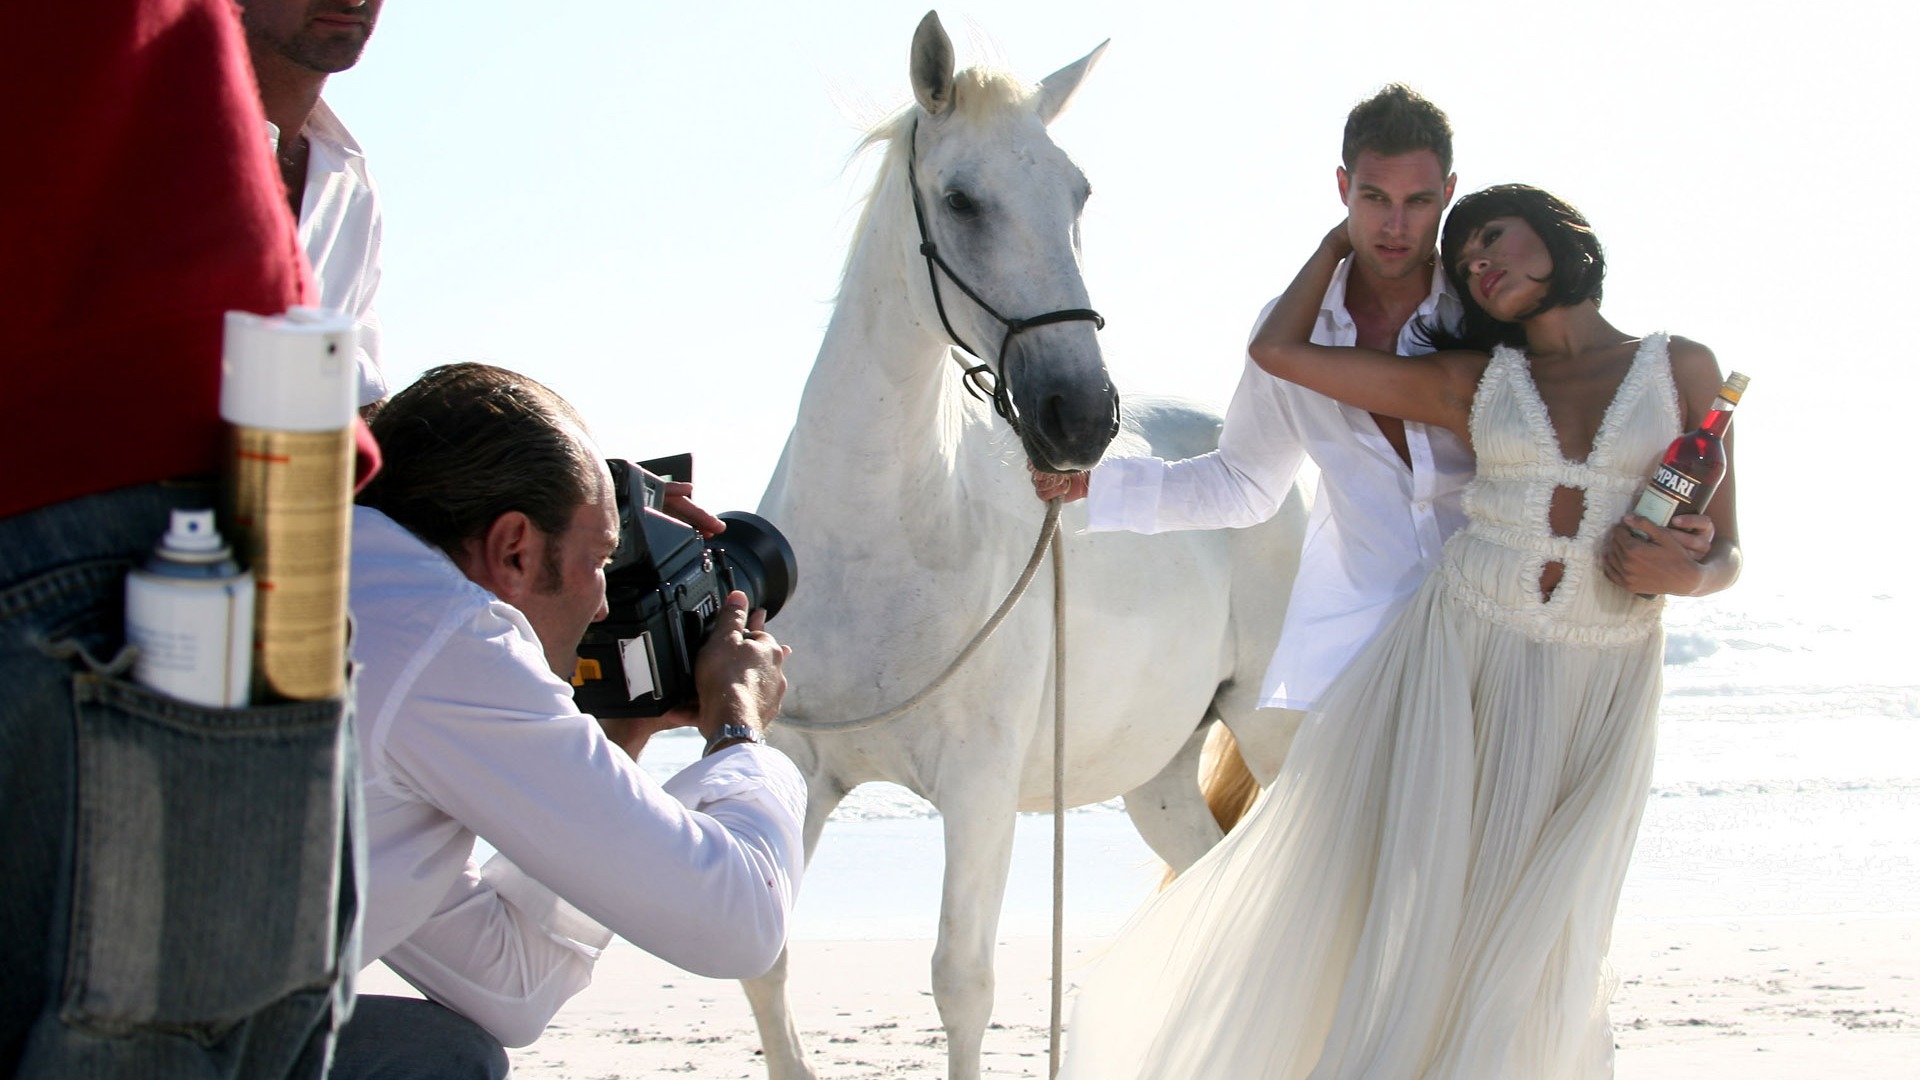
[703,722,762,756]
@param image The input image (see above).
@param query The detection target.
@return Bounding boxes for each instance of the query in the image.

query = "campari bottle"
[1632,371,1749,533]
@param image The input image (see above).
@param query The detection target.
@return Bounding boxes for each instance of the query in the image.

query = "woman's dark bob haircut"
[1420,184,1606,352]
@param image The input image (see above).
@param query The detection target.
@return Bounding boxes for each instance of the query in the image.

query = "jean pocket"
[59,674,351,1043]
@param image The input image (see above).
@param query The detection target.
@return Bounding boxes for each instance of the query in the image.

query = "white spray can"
[125,509,255,707]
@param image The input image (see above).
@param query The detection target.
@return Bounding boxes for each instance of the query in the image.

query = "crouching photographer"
[336,362,805,1078]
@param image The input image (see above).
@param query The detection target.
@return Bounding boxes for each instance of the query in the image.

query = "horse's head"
[903,11,1118,474]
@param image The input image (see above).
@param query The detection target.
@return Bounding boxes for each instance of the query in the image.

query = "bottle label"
[229,426,353,701]
[1633,463,1705,527]
[126,570,255,707]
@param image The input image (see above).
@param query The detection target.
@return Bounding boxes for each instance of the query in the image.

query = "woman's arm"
[1603,337,1743,597]
[1246,225,1486,444]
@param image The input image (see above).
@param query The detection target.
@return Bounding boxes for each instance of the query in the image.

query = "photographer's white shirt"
[1085,258,1471,711]
[347,507,807,1047]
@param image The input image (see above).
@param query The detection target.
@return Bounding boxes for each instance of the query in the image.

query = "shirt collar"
[1324,254,1462,331]
[1320,256,1357,332]
[305,99,366,163]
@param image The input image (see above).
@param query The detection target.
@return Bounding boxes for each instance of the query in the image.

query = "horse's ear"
[1035,39,1109,126]
[910,11,956,116]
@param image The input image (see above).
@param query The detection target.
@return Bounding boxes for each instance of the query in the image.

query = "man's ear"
[1336,165,1351,206]
[1443,172,1457,206]
[460,511,540,603]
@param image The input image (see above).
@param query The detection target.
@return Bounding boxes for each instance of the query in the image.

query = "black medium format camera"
[572,456,797,719]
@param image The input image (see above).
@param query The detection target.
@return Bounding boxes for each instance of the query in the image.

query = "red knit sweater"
[2,0,316,519]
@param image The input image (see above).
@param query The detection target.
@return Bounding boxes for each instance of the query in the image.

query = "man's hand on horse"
[1027,463,1089,503]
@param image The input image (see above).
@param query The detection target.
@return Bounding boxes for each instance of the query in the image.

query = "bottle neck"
[1701,397,1736,437]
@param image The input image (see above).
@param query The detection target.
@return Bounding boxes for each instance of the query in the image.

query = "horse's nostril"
[1042,394,1069,438]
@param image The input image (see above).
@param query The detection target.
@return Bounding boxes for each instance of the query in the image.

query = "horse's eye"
[944,191,977,216]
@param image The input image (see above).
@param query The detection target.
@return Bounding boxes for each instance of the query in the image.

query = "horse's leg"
[1121,720,1225,874]
[743,771,847,1080]
[930,781,1019,1080]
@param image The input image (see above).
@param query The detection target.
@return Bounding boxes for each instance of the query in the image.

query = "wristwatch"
[703,722,763,757]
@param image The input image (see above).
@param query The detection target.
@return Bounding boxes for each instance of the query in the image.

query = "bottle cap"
[221,308,358,432]
[1719,371,1750,404]
[158,509,234,563]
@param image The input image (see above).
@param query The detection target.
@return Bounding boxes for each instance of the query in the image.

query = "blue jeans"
[327,997,507,1080]
[1,482,361,1079]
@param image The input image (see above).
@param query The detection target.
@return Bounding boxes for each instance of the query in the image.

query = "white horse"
[747,13,1307,1079]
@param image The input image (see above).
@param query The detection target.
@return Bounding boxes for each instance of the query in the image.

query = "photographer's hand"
[649,473,726,538]
[598,711,696,761]
[694,591,789,751]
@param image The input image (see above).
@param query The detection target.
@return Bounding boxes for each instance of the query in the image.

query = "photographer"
[337,363,805,1076]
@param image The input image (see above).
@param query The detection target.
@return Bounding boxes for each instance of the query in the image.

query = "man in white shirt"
[1036,86,1712,771]
[334,363,807,1078]
[1037,85,1471,730]
[239,0,387,408]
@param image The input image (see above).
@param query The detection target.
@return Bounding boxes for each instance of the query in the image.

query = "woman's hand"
[1319,221,1354,261]
[1605,515,1708,596]
[1665,513,1715,560]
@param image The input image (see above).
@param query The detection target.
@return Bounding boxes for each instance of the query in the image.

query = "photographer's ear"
[454,510,541,603]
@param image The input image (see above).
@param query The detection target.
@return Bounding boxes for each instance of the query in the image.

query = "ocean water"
[638,585,1920,941]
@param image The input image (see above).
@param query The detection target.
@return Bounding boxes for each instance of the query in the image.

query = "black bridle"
[905,118,1107,439]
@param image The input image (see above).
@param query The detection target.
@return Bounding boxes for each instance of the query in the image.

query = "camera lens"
[711,511,797,619]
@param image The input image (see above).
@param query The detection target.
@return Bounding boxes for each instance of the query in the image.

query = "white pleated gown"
[1061,335,1684,1079]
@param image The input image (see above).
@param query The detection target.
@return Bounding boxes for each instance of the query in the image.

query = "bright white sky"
[328,0,1919,597]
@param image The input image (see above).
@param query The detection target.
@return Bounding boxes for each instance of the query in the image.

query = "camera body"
[572,456,797,719]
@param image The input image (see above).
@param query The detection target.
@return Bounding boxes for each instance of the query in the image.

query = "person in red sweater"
[2,2,365,1076]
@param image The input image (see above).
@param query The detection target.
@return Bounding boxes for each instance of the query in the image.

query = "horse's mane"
[835,67,1038,296]
[854,66,1035,158]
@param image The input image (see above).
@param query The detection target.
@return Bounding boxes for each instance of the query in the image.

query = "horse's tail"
[1159,721,1262,889]
[1199,721,1261,834]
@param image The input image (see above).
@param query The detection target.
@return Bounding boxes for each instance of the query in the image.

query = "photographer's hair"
[357,362,601,561]
[1342,83,1453,176]
[1420,184,1607,352]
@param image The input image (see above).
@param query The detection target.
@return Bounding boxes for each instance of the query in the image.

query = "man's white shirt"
[285,100,386,406]
[1085,257,1472,710]
[348,507,807,1047]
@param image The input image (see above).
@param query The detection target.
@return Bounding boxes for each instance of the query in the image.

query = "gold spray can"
[220,308,358,702]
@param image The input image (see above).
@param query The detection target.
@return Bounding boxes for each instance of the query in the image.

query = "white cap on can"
[220,307,359,432]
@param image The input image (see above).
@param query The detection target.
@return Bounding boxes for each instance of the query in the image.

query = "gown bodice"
[1440,333,1683,647]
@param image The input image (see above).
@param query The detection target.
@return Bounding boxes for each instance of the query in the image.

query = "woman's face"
[1454,215,1554,322]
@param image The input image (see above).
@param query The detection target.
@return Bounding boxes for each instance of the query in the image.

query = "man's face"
[517,472,619,680]
[1337,150,1455,284]
[238,0,382,74]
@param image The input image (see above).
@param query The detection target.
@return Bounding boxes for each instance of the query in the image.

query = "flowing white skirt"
[1059,573,1663,1079]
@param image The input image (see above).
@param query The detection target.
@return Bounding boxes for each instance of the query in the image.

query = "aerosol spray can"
[125,509,255,707]
[221,307,358,701]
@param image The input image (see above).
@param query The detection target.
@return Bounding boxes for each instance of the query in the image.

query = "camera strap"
[904,117,1108,441]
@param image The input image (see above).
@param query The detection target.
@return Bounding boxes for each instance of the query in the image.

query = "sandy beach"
[351,591,1920,1078]
[360,915,1920,1077]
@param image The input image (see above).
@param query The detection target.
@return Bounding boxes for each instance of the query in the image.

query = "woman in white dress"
[1059,185,1743,1079]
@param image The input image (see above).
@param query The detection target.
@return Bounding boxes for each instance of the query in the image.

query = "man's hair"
[357,363,600,561]
[1342,84,1453,176]
[1422,184,1607,352]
